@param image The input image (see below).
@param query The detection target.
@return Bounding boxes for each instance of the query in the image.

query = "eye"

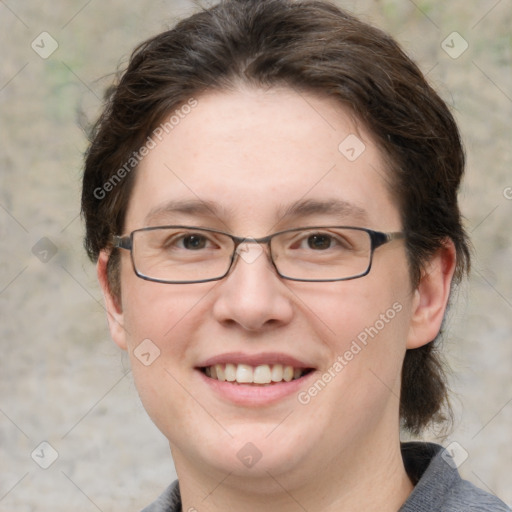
[179,234,209,250]
[305,234,333,250]
[159,231,218,251]
[286,230,354,253]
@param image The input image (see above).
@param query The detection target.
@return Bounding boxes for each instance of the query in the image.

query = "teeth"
[271,364,283,382]
[253,365,271,384]
[225,363,236,382]
[215,364,225,382]
[283,365,294,382]
[204,363,306,384]
[236,364,253,383]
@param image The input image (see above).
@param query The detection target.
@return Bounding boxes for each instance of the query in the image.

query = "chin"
[190,425,314,481]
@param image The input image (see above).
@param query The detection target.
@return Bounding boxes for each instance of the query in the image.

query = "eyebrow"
[144,197,368,227]
[144,199,231,225]
[277,198,368,224]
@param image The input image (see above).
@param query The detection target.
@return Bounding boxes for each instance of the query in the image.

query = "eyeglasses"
[113,225,404,284]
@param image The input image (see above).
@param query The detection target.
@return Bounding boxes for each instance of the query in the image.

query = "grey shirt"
[142,443,510,511]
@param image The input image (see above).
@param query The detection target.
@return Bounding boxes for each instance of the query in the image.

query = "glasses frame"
[113,225,405,284]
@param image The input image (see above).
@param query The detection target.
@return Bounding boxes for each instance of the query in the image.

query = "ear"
[407,240,457,349]
[97,250,128,350]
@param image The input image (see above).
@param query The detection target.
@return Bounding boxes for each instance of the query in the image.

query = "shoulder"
[448,479,511,511]
[400,442,510,512]
[140,480,181,512]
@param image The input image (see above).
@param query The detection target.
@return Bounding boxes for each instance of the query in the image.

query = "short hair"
[81,0,470,434]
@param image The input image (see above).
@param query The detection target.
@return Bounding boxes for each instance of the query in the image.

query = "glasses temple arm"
[113,235,132,250]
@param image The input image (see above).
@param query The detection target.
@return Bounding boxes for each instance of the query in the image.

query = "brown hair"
[82,0,470,434]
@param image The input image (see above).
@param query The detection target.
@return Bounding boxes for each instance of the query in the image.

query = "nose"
[212,242,294,331]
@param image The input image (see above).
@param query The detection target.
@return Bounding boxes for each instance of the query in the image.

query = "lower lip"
[196,369,315,406]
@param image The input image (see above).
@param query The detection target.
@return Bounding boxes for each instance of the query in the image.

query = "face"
[99,87,447,491]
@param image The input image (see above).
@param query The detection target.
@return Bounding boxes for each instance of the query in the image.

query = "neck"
[172,434,414,512]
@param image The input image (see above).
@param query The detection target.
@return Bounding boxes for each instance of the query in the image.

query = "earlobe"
[97,251,128,350]
[406,240,457,349]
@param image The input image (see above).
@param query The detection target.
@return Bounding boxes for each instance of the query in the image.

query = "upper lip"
[196,352,314,369]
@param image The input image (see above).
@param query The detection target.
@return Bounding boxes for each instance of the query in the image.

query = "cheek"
[118,273,219,429]
[294,274,409,351]
[288,286,411,459]
[128,354,197,448]
[294,271,412,403]
[120,288,202,440]
[120,268,213,352]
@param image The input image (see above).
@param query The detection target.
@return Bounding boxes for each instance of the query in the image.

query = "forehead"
[125,87,400,233]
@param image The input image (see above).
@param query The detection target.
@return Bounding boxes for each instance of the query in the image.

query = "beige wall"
[0,1,510,509]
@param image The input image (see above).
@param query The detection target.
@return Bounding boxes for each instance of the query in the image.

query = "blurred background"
[0,0,511,510]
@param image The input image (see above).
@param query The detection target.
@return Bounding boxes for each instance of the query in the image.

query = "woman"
[82,1,509,510]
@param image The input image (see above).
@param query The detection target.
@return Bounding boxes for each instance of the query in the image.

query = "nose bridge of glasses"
[233,237,268,266]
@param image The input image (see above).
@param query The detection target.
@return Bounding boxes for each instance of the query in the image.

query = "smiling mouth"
[199,363,314,385]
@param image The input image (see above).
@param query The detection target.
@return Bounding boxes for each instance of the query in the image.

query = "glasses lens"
[132,227,234,282]
[272,227,372,281]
